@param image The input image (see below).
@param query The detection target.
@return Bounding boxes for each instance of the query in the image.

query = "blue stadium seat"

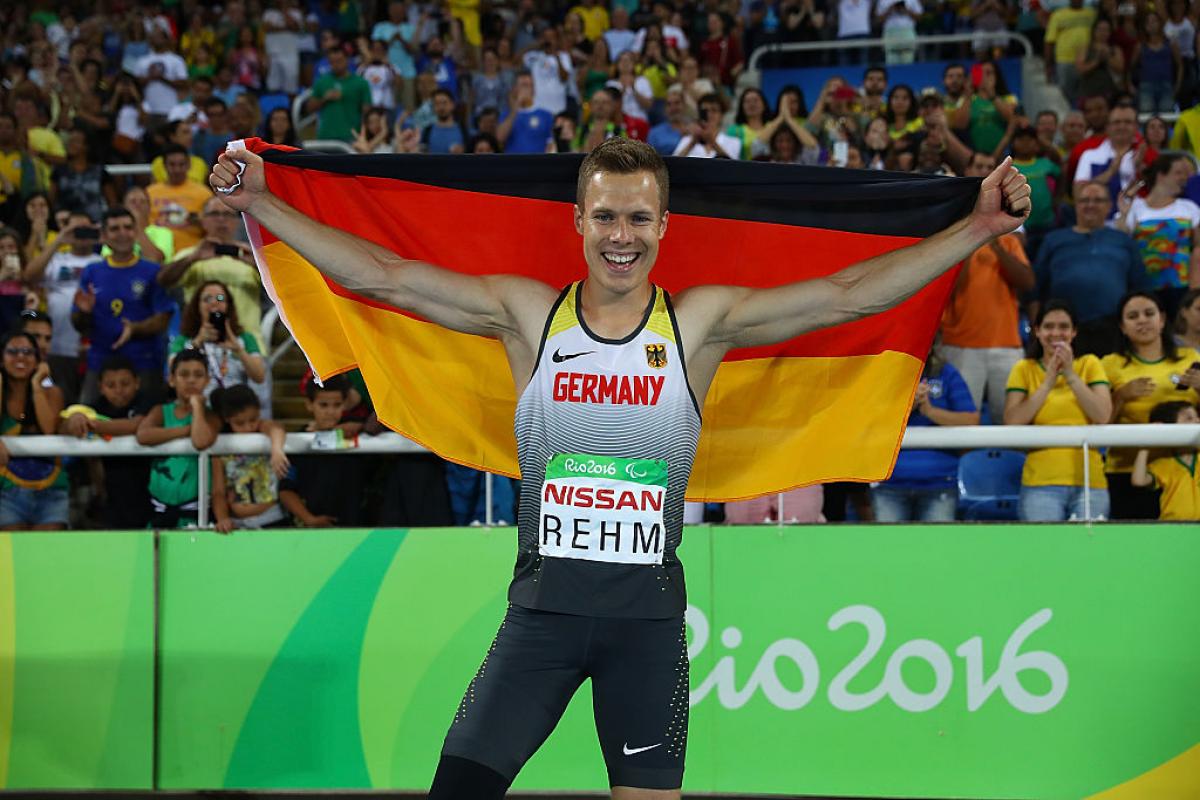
[958,449,1025,521]
[259,92,290,118]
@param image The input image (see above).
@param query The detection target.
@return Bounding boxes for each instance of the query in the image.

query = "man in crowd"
[941,151,1034,421]
[1074,103,1154,209]
[193,98,233,165]
[12,94,65,168]
[674,93,740,158]
[71,208,175,404]
[575,87,624,152]
[603,6,637,58]
[523,27,573,115]
[148,144,212,252]
[648,87,689,156]
[263,0,305,95]
[309,45,372,142]
[372,0,419,109]
[136,28,189,129]
[1044,0,1095,105]
[1034,181,1149,355]
[423,90,467,154]
[496,72,555,154]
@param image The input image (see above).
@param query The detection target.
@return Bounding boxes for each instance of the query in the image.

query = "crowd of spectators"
[0,0,1197,530]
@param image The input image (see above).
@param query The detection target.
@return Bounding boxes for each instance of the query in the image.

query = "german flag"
[242,138,979,500]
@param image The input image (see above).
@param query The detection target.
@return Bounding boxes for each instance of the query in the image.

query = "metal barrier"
[4,425,1197,528]
[104,163,153,177]
[746,31,1034,73]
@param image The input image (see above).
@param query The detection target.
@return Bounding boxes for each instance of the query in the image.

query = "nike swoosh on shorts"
[622,742,663,756]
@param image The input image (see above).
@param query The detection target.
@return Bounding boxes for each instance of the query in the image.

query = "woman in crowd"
[171,280,267,399]
[1004,301,1113,521]
[51,128,115,223]
[698,12,742,87]
[1131,11,1182,114]
[1115,153,1200,318]
[471,47,514,118]
[727,87,772,160]
[17,192,56,264]
[1176,288,1200,350]
[607,50,654,126]
[0,228,29,333]
[579,37,612,101]
[351,106,395,154]
[1102,291,1200,518]
[261,106,298,147]
[1076,18,1127,102]
[229,26,265,91]
[639,37,678,121]
[669,55,715,118]
[955,60,1016,158]
[882,84,922,168]
[1143,115,1171,152]
[0,330,67,531]
[870,344,978,522]
[861,116,895,170]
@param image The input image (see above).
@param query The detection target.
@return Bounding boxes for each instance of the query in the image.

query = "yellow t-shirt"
[0,148,22,204]
[569,4,610,40]
[175,245,265,350]
[1101,348,1200,472]
[1045,6,1096,63]
[148,180,213,252]
[150,154,210,186]
[1147,454,1200,520]
[1006,355,1109,488]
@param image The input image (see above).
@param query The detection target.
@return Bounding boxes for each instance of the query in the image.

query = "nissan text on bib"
[539,453,667,565]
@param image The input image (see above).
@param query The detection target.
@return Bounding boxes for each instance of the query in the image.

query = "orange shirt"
[941,233,1028,349]
[148,180,212,252]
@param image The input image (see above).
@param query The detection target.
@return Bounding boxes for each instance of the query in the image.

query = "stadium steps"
[1022,54,1070,123]
[270,330,311,431]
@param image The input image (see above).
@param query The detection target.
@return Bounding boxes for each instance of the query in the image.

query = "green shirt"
[1013,156,1061,229]
[968,94,1015,157]
[313,72,372,142]
[148,401,210,509]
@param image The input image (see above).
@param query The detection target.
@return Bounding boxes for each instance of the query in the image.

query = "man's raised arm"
[208,149,554,341]
[685,158,1032,351]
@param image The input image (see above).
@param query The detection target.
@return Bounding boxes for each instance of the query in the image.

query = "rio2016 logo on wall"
[686,605,1069,714]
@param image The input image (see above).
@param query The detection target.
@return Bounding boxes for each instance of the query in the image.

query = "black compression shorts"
[440,604,689,789]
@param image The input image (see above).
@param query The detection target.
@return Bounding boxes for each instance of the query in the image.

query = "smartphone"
[209,310,227,340]
[74,226,100,240]
[833,140,849,167]
[214,243,241,257]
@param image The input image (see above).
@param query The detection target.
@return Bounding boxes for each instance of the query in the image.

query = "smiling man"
[210,138,1030,799]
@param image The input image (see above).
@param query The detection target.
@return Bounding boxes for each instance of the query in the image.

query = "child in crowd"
[278,375,366,527]
[135,350,221,527]
[0,330,67,530]
[210,384,289,532]
[1132,400,1200,521]
[61,355,155,529]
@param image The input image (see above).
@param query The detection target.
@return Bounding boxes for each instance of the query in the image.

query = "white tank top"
[509,282,702,618]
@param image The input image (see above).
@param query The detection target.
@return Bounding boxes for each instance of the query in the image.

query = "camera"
[74,226,100,240]
[209,310,227,341]
[214,243,241,257]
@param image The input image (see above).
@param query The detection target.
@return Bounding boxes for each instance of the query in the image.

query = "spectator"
[523,27,573,115]
[60,355,154,530]
[698,12,742,87]
[1143,115,1170,153]
[857,65,889,123]
[668,57,715,122]
[674,93,740,159]
[13,93,65,168]
[467,133,500,153]
[444,462,516,525]
[0,227,25,331]
[1034,109,1061,157]
[210,384,289,531]
[871,342,978,522]
[72,207,175,404]
[726,88,772,160]
[942,64,970,124]
[1132,400,1200,521]
[193,99,233,165]
[875,0,922,65]
[113,185,172,265]
[0,330,67,531]
[229,27,266,92]
[961,61,1017,159]
[213,64,248,108]
[1131,11,1181,115]
[422,90,467,154]
[570,0,611,41]
[607,50,654,130]
[496,72,555,154]
[971,0,1008,60]
[148,144,212,252]
[19,311,54,363]
[361,38,401,112]
[0,112,37,225]
[835,0,874,64]
[1035,181,1149,355]
[1165,0,1196,107]
[1169,100,1200,157]
[806,79,861,151]
[861,116,895,169]
[1074,103,1148,208]
[647,87,689,155]
[136,29,189,129]
[170,280,266,399]
[352,106,396,154]
[576,87,625,152]
[941,152,1035,420]
[262,0,304,95]
[261,107,298,148]
[107,72,147,162]
[1011,126,1062,256]
[580,36,612,101]
[150,121,209,186]
[1102,291,1200,518]
[1178,288,1200,349]
[1114,154,1200,318]
[17,192,55,264]
[604,6,638,58]
[310,44,372,142]
[471,48,512,119]
[1044,0,1097,106]
[372,0,419,109]
[279,375,368,527]
[22,211,99,403]
[415,34,461,100]
[135,349,221,528]
[1004,300,1113,521]
[1076,18,1127,103]
[1060,109,1088,160]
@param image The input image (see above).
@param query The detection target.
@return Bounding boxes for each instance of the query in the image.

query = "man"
[158,195,264,349]
[136,29,189,127]
[673,93,740,159]
[372,0,419,108]
[193,98,233,165]
[12,94,65,168]
[576,87,625,153]
[309,45,372,142]
[569,0,610,40]
[523,27,573,115]
[211,134,1029,799]
[496,72,555,154]
[71,207,174,404]
[1074,103,1153,208]
[151,120,209,185]
[1043,0,1096,105]
[941,152,1035,421]
[262,0,305,95]
[858,65,888,124]
[942,63,969,119]
[21,211,99,403]
[415,35,460,99]
[648,88,689,156]
[1035,181,1149,355]
[148,144,213,251]
[115,184,172,264]
[422,90,467,154]
[1060,110,1087,156]
[603,6,638,58]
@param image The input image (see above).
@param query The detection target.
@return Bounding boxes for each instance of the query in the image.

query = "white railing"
[4,425,1198,528]
[746,31,1034,73]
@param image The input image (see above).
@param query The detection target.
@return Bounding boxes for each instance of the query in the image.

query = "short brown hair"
[576,138,669,214]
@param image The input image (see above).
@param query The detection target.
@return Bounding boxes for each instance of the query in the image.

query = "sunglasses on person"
[5,346,37,357]
[201,293,227,303]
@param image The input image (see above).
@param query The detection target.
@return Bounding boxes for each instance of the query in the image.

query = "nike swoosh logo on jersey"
[552,348,594,362]
[622,742,663,756]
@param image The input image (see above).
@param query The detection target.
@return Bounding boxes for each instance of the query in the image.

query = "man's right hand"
[74,283,97,314]
[210,149,267,213]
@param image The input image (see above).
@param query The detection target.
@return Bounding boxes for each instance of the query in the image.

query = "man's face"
[943,67,965,95]
[23,321,52,359]
[1075,184,1111,228]
[1083,97,1109,131]
[389,0,406,22]
[306,391,345,430]
[574,170,667,296]
[699,100,722,125]
[1062,113,1086,145]
[477,112,498,135]
[206,103,228,130]
[1036,112,1057,141]
[99,368,139,409]
[590,90,614,122]
[613,6,629,27]
[433,93,455,120]
[1106,108,1137,147]
[165,153,190,185]
[542,28,559,51]
[191,79,213,106]
[426,36,445,58]
[103,213,138,258]
[328,49,348,75]
[67,213,94,254]
[201,200,238,240]
[664,92,685,122]
[863,70,886,97]
[965,154,996,178]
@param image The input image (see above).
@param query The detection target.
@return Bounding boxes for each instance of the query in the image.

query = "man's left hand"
[970,156,1031,240]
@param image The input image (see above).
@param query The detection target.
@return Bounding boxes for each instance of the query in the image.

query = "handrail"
[901,423,1200,448]
[747,31,1034,73]
[105,163,153,176]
